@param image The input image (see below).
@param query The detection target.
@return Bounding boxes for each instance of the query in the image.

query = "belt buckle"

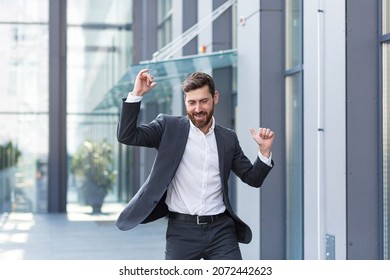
[197,216,208,225]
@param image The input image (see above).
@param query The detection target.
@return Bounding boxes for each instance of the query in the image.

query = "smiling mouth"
[194,112,206,120]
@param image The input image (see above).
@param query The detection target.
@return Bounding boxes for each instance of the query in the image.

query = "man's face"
[184,85,219,133]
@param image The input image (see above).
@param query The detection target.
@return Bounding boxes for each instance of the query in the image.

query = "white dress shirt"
[165,117,225,215]
[125,93,272,216]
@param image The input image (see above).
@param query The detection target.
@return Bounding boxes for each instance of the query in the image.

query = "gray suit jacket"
[116,101,273,244]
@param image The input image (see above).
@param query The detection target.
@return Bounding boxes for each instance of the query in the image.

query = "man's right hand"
[132,69,157,96]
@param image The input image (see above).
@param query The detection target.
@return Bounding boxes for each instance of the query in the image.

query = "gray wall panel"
[259,0,286,260]
[346,0,381,259]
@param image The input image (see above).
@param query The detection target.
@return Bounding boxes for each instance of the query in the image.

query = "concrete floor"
[0,204,166,260]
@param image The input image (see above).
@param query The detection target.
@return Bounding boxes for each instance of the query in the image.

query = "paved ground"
[0,204,167,260]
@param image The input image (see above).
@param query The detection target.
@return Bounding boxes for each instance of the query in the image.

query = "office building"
[0,0,389,260]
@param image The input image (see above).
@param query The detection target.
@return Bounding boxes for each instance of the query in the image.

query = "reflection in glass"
[383,42,390,259]
[0,0,48,23]
[285,0,302,70]
[383,0,390,34]
[158,0,172,49]
[66,0,133,214]
[285,0,303,259]
[0,1,49,213]
[285,74,303,259]
[67,0,132,25]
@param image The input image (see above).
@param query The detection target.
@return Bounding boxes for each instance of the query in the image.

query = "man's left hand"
[249,127,275,158]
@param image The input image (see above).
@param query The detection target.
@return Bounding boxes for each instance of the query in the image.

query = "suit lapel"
[214,126,225,184]
[174,117,190,165]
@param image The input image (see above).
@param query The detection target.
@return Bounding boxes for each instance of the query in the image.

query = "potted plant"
[70,139,117,213]
[0,141,21,171]
[0,141,21,212]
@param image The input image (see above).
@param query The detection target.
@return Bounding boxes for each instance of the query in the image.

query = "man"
[116,69,274,260]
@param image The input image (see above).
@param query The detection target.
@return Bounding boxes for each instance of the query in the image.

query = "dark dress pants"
[165,214,242,260]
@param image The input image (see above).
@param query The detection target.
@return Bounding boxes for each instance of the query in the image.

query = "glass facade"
[384,0,390,34]
[285,0,303,259]
[66,0,132,213]
[383,0,390,260]
[0,0,49,213]
[157,0,173,50]
[0,0,236,215]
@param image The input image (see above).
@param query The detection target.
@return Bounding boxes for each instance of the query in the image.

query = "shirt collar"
[189,116,215,135]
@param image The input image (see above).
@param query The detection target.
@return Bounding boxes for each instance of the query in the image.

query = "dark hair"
[181,72,216,97]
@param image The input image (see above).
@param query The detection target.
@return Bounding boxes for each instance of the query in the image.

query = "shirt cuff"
[258,151,272,167]
[125,92,143,103]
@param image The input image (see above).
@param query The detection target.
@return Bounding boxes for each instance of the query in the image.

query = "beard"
[188,106,214,130]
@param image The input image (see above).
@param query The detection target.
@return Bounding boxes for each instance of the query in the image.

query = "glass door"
[66,0,132,214]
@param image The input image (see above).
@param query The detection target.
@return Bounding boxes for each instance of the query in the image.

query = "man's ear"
[214,90,219,104]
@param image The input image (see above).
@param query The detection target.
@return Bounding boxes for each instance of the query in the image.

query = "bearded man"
[116,69,274,260]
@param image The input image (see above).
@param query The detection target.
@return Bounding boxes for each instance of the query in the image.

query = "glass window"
[285,0,303,259]
[0,1,49,213]
[157,0,172,49]
[66,0,133,214]
[383,0,390,34]
[285,0,302,69]
[285,73,303,259]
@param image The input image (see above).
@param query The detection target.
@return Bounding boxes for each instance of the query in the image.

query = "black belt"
[168,211,226,225]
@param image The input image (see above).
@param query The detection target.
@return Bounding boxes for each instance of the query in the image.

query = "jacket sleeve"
[231,132,273,188]
[116,100,164,149]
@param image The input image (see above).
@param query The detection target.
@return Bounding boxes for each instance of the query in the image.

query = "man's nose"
[195,103,202,112]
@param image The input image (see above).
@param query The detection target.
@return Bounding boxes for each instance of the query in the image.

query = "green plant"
[71,139,117,195]
[0,141,21,171]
